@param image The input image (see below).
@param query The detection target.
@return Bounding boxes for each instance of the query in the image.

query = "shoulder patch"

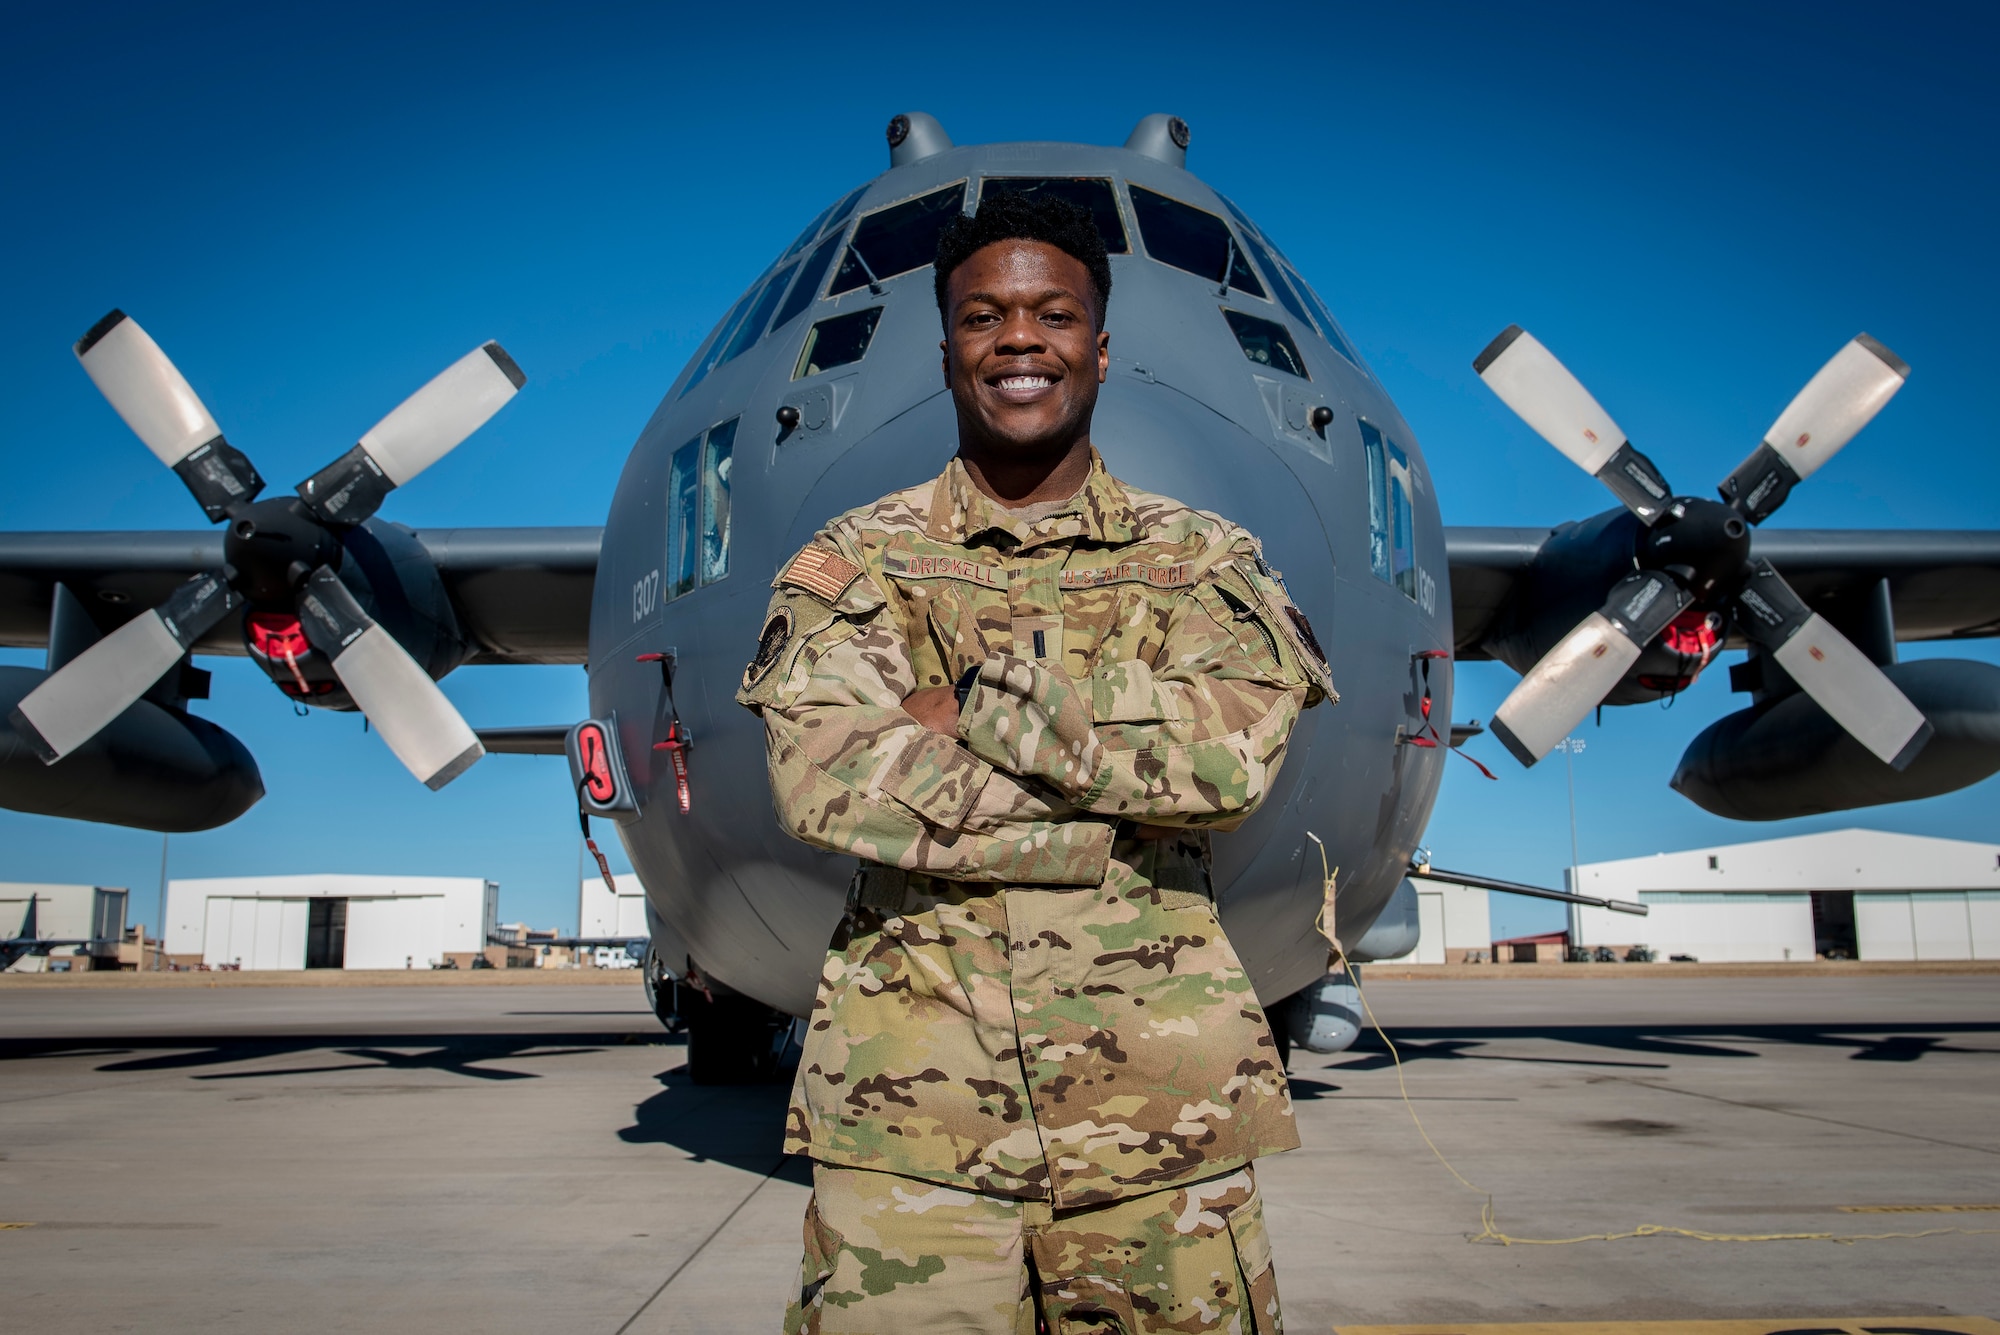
[778,545,863,603]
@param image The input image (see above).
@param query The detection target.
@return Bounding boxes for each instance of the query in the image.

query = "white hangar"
[1570,828,2000,963]
[580,872,650,940]
[164,874,498,970]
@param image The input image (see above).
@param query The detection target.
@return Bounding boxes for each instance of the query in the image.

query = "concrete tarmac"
[3,974,1997,1332]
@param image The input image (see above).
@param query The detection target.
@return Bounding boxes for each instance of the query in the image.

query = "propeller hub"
[1636,497,1751,598]
[221,497,342,605]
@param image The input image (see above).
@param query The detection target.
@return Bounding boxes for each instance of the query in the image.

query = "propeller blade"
[74,311,264,522]
[1718,335,1909,524]
[296,342,525,524]
[7,572,239,763]
[1732,561,1932,770]
[1490,570,1693,766]
[295,567,484,789]
[1474,325,1675,525]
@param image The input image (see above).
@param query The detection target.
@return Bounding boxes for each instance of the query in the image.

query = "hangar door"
[202,897,309,970]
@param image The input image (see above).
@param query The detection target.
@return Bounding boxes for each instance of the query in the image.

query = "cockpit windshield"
[1217,195,1364,370]
[1129,186,1264,298]
[978,177,1129,254]
[828,183,968,297]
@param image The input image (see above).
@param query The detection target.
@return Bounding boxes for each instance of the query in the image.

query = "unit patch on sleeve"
[1286,605,1328,666]
[743,606,794,689]
[778,545,863,603]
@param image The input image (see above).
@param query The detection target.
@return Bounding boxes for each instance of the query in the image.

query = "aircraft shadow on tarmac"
[1323,1022,2000,1071]
[617,1061,812,1187]
[0,1031,673,1082]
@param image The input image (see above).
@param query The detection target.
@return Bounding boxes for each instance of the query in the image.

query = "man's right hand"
[902,686,962,735]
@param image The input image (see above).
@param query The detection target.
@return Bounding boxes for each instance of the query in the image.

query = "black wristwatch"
[953,664,981,711]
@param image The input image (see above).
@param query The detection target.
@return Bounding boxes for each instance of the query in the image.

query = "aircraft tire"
[684,988,791,1085]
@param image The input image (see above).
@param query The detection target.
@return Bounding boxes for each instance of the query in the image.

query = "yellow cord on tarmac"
[1306,838,2000,1248]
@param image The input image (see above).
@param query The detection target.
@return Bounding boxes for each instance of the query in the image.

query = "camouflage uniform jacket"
[736,449,1334,1210]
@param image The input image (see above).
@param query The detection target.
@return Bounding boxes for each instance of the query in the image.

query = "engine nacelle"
[0,666,263,831]
[1672,658,2000,821]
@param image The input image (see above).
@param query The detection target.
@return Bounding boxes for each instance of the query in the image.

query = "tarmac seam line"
[613,1153,796,1334]
[1614,1076,2000,1157]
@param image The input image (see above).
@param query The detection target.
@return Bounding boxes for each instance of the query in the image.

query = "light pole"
[154,833,170,970]
[1557,737,1585,958]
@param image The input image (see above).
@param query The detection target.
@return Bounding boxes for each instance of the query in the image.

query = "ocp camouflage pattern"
[786,1163,1283,1333]
[738,450,1332,1208]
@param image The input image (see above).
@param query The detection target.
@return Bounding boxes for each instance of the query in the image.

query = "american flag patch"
[779,545,863,602]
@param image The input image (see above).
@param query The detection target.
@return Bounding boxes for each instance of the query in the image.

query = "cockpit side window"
[1128,186,1264,298]
[1360,420,1417,597]
[667,418,737,601]
[772,232,845,332]
[700,418,736,586]
[978,177,1129,254]
[1222,309,1308,379]
[828,182,968,297]
[794,308,883,380]
[667,435,701,599]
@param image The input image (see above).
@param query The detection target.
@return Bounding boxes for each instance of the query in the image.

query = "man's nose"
[995,311,1045,355]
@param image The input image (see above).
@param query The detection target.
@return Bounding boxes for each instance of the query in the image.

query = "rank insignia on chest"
[779,545,864,603]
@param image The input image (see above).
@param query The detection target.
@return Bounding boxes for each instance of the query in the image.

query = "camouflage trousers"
[783,1161,1283,1335]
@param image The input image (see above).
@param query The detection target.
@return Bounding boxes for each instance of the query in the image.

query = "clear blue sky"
[3,1,1995,937]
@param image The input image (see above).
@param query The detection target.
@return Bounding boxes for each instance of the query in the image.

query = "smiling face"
[942,239,1110,478]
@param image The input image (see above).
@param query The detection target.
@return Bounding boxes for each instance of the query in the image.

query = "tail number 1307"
[632,569,661,623]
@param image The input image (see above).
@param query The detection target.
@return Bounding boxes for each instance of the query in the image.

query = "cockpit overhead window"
[794,307,883,380]
[716,260,798,368]
[782,186,869,263]
[827,182,968,297]
[1283,265,1361,369]
[1128,185,1264,298]
[771,231,845,332]
[1235,230,1318,337]
[1216,194,1366,372]
[1222,309,1308,380]
[680,285,759,397]
[820,184,868,237]
[978,177,1129,254]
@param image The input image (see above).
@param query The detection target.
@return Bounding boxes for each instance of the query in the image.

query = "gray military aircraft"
[5,113,1998,1075]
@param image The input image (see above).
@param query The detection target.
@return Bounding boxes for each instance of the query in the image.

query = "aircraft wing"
[1447,526,2000,660]
[0,527,601,665]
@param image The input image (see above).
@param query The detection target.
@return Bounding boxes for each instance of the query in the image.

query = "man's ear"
[940,336,950,387]
[1096,329,1110,384]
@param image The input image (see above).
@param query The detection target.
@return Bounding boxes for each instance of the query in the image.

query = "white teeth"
[998,375,1052,390]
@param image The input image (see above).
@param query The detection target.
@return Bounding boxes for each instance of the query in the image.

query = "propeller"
[1476,326,1931,772]
[8,310,523,788]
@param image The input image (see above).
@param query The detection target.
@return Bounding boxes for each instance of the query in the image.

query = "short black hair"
[934,191,1112,331]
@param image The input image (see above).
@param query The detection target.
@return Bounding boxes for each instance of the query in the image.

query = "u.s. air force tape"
[778,544,863,602]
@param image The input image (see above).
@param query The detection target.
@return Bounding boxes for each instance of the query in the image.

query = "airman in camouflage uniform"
[736,191,1332,1333]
